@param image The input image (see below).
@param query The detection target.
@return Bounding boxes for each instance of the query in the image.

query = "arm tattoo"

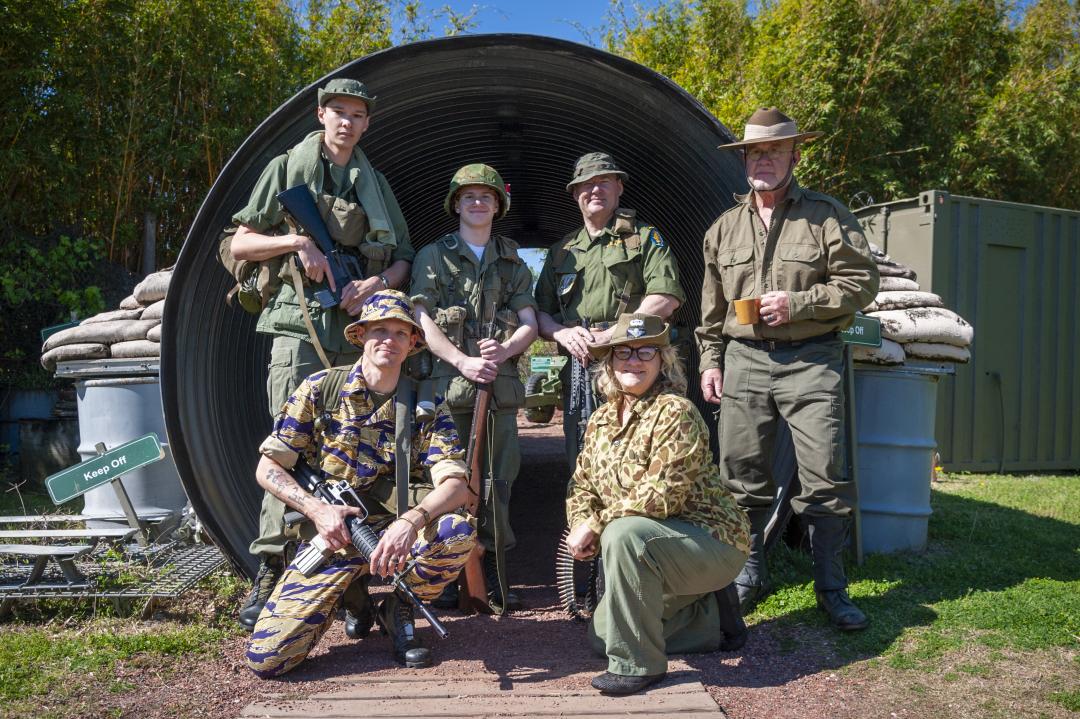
[265,466,311,512]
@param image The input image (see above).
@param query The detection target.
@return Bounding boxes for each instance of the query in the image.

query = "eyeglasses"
[745,147,794,162]
[612,346,659,361]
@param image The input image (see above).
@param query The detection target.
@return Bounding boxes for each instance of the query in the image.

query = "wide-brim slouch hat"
[717,107,823,149]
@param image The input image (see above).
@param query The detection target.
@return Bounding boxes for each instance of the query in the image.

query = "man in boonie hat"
[696,108,879,631]
[411,163,538,613]
[535,151,685,471]
[231,76,417,632]
[244,290,477,677]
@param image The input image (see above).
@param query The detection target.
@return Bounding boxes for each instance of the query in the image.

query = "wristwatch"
[377,274,390,289]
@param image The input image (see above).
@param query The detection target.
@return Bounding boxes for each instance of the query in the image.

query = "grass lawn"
[753,472,1080,717]
[0,474,1076,717]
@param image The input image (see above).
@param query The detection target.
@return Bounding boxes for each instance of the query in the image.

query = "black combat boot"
[342,573,374,639]
[377,590,432,667]
[807,515,869,631]
[238,554,283,631]
[715,582,748,651]
[483,550,522,611]
[431,581,459,610]
[733,509,771,613]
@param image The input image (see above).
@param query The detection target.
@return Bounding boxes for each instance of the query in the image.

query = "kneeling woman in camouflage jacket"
[565,313,751,696]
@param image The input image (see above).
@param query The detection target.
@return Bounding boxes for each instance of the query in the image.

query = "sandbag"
[869,307,974,347]
[141,299,166,320]
[40,343,109,371]
[119,295,141,310]
[851,338,905,365]
[873,291,944,311]
[133,269,172,304]
[146,324,162,342]
[879,276,919,292]
[42,320,161,352]
[905,341,971,363]
[876,263,918,281]
[81,308,143,324]
[110,339,161,358]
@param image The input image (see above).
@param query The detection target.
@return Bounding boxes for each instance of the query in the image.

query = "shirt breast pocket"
[718,244,755,299]
[777,241,825,289]
[603,251,644,305]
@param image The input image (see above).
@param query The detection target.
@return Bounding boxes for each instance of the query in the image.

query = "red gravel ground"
[62,413,893,718]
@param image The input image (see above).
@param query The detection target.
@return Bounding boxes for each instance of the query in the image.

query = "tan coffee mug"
[734,297,761,325]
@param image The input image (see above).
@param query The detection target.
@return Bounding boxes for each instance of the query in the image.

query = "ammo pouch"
[359,241,392,276]
[434,305,468,350]
[318,194,368,247]
[441,374,525,413]
[217,226,284,315]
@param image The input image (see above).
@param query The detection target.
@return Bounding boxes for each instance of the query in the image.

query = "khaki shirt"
[695,181,878,370]
[234,147,415,355]
[535,211,685,326]
[566,387,749,553]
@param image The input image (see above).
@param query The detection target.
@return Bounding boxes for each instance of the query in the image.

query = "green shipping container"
[856,190,1080,473]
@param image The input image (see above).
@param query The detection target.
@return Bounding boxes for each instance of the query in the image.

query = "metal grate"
[0,542,227,601]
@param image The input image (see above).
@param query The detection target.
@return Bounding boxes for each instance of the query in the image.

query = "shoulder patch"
[645,227,665,248]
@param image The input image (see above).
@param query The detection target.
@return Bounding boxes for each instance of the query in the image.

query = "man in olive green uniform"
[696,108,879,630]
[535,153,685,467]
[411,164,538,611]
[230,78,415,630]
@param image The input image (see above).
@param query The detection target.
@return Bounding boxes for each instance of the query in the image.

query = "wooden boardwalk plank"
[241,672,723,718]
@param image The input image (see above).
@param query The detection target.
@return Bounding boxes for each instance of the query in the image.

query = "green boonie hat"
[588,313,670,359]
[343,290,425,354]
[566,152,628,192]
[318,78,377,111]
[444,163,510,220]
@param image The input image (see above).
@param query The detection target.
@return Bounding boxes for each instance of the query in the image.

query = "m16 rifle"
[288,458,449,639]
[276,185,364,309]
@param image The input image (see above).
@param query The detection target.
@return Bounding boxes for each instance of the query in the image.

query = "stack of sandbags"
[40,269,172,371]
[852,246,974,365]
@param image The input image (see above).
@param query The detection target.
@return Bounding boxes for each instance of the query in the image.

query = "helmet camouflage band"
[444,163,510,219]
[343,289,426,354]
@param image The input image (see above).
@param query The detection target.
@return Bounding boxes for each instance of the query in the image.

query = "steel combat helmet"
[444,164,510,219]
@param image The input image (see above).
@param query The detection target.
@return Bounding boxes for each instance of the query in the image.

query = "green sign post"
[46,434,165,504]
[840,314,882,348]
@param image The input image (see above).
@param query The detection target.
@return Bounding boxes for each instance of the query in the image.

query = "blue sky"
[434,0,629,44]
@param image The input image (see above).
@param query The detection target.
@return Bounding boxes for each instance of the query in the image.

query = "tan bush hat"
[718,107,823,149]
[588,313,670,358]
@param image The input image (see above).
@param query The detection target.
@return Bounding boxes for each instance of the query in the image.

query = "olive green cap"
[566,152,628,191]
[318,78,376,111]
[444,163,510,219]
[588,313,670,358]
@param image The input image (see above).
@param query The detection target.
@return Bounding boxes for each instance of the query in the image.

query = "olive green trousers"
[249,335,359,558]
[718,338,854,518]
[449,408,520,552]
[588,516,747,676]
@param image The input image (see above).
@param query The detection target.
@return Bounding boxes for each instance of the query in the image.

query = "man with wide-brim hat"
[230,76,417,632]
[244,290,477,677]
[695,107,879,631]
[535,151,685,471]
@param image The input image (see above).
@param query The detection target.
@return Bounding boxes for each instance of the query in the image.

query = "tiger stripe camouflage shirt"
[259,362,467,489]
[566,389,749,553]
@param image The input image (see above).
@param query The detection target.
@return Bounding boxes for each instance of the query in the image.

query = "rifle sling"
[289,260,333,371]
[393,376,415,519]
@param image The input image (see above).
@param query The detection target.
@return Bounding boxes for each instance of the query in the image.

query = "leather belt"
[735,332,838,352]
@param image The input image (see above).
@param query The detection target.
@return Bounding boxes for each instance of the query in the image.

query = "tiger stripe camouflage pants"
[245,511,475,678]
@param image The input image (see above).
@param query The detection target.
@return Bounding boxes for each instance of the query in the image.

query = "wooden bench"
[0,515,85,524]
[0,543,95,587]
[0,528,137,540]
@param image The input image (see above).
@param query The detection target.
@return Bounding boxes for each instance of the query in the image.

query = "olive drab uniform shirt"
[535,209,685,327]
[410,233,537,411]
[695,180,878,370]
[566,387,749,553]
[232,131,416,355]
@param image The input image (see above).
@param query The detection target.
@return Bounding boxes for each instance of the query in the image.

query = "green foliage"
[608,0,1080,210]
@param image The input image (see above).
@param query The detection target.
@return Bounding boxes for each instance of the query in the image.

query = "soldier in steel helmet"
[535,152,686,469]
[230,78,416,632]
[245,290,475,677]
[410,164,538,612]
